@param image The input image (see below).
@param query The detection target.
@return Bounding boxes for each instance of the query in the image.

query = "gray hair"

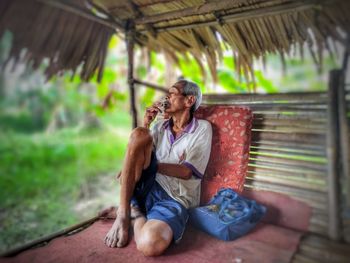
[176,79,202,113]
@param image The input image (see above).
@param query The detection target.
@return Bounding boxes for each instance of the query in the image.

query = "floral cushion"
[195,105,253,204]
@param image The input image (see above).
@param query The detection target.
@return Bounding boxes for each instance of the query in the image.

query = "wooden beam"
[136,0,179,8]
[135,0,247,25]
[134,79,167,93]
[126,22,138,128]
[138,0,321,33]
[326,69,342,241]
[86,0,126,29]
[37,0,121,30]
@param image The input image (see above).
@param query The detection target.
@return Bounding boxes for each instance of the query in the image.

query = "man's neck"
[171,111,192,133]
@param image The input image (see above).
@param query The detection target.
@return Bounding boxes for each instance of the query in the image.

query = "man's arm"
[157,163,192,180]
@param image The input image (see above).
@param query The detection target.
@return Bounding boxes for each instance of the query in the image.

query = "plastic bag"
[189,188,267,241]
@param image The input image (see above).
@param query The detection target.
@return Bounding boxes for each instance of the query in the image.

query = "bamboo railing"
[202,77,349,242]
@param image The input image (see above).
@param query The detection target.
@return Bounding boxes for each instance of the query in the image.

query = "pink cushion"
[195,105,253,204]
[243,189,312,231]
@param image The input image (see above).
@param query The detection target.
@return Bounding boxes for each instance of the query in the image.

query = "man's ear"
[186,95,196,109]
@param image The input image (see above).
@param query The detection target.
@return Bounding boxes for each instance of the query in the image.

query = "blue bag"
[189,188,267,241]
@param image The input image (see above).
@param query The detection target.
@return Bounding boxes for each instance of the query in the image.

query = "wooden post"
[326,69,342,241]
[126,21,138,128]
[340,43,350,207]
[339,74,350,204]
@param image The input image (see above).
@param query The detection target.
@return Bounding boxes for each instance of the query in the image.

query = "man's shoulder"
[196,119,211,129]
[194,119,212,136]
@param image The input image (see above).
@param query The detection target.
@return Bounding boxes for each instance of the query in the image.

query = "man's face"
[164,82,187,114]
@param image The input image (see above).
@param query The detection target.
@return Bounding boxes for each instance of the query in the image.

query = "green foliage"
[140,88,156,109]
[137,65,148,80]
[0,86,60,132]
[0,30,12,62]
[178,55,206,91]
[217,68,246,93]
[254,70,278,93]
[0,122,129,251]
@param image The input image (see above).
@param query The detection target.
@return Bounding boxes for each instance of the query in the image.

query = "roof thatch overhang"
[1,0,350,82]
[0,0,116,81]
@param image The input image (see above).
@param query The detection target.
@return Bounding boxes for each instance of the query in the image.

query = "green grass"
[0,117,130,252]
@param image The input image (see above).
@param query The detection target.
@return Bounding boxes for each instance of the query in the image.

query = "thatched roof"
[1,0,350,82]
[0,0,115,81]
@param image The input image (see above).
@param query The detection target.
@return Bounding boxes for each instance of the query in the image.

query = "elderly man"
[103,79,212,256]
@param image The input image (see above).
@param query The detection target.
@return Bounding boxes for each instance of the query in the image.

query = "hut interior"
[1,0,350,262]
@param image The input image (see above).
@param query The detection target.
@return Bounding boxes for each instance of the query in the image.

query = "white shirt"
[151,117,212,208]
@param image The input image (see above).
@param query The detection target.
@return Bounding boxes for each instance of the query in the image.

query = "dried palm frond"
[0,0,114,81]
[2,0,350,87]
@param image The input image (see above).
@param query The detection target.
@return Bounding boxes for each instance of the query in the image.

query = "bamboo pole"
[298,243,350,262]
[138,0,321,33]
[252,126,325,135]
[339,47,350,206]
[246,174,326,192]
[248,164,326,180]
[243,180,327,201]
[251,131,325,145]
[203,101,327,107]
[326,69,342,241]
[134,78,168,93]
[253,113,327,123]
[253,119,326,130]
[246,172,325,187]
[250,142,326,155]
[244,183,327,210]
[254,111,326,119]
[251,139,326,152]
[202,91,327,103]
[249,155,327,172]
[250,146,326,158]
[292,253,320,263]
[302,234,350,254]
[135,0,247,24]
[252,109,327,116]
[253,112,327,126]
[126,22,138,128]
[243,106,327,113]
[0,216,100,257]
[310,217,328,228]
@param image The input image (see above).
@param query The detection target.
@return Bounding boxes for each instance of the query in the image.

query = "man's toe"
[117,231,128,247]
[111,238,117,247]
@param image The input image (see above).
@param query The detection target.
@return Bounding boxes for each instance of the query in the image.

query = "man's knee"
[129,127,152,146]
[136,224,172,257]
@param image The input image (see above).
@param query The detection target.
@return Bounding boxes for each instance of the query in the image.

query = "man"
[103,79,212,256]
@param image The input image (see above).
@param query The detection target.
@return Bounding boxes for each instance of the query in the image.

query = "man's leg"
[131,207,173,257]
[104,127,153,248]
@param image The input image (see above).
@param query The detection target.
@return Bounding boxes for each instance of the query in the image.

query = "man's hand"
[143,104,161,128]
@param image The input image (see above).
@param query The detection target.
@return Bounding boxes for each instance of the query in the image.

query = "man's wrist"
[157,162,162,173]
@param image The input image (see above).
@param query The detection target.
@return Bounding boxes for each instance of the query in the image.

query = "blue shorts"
[131,152,188,243]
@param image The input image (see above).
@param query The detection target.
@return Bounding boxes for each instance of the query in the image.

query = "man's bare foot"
[104,211,130,248]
